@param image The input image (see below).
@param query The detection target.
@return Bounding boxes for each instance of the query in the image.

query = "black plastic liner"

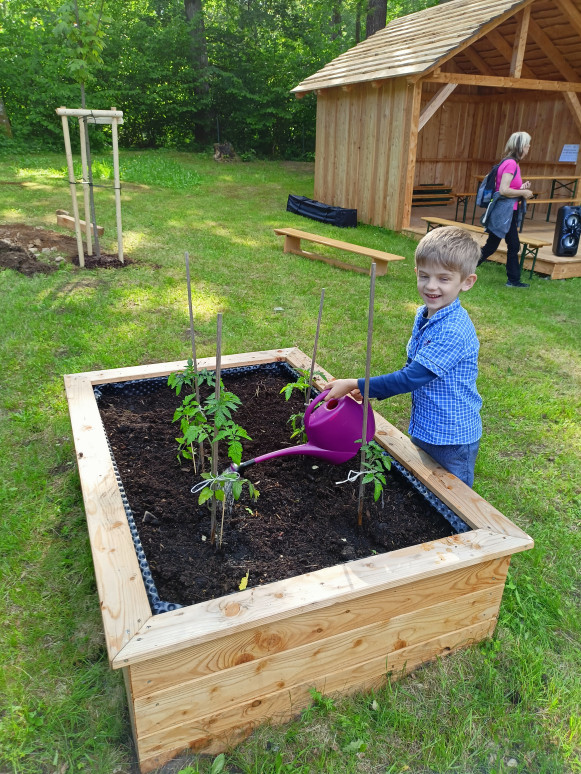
[94,361,470,615]
[287,194,357,228]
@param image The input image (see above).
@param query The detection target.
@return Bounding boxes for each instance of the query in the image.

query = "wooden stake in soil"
[185,251,204,472]
[59,112,85,268]
[307,288,325,401]
[110,107,124,264]
[357,263,376,526]
[210,313,223,545]
[78,118,93,256]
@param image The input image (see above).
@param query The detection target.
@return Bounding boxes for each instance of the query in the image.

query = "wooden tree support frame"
[64,348,533,773]
[56,107,124,267]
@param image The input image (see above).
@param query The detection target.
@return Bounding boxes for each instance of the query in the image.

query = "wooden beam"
[528,16,581,84]
[424,71,581,93]
[487,29,536,79]
[57,211,104,236]
[461,46,496,77]
[510,6,531,78]
[563,92,581,133]
[418,83,457,131]
[555,0,581,38]
[418,0,536,82]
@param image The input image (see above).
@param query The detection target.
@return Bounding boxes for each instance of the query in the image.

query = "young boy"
[325,226,482,487]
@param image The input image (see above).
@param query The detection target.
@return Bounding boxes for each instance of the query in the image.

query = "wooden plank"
[401,80,422,230]
[135,618,497,770]
[132,585,504,737]
[70,349,296,386]
[418,84,457,131]
[563,92,581,133]
[510,6,531,79]
[57,211,104,237]
[63,374,152,663]
[112,528,529,669]
[482,29,537,79]
[424,71,581,92]
[527,16,580,83]
[554,0,581,38]
[273,228,404,262]
[372,414,532,539]
[283,246,380,276]
[419,216,550,248]
[128,557,510,698]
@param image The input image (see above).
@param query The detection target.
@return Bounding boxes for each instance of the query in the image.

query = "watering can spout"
[230,389,375,473]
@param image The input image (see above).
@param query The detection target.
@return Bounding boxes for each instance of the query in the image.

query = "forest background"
[0,0,441,159]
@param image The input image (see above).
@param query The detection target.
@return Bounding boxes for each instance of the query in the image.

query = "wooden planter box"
[65,348,533,773]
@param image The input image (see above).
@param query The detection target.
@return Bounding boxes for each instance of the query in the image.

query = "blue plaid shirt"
[406,298,482,445]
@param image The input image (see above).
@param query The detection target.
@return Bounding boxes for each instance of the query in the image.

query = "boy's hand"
[325,378,360,401]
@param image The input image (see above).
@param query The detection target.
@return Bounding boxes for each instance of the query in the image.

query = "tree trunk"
[331,3,341,41]
[184,0,211,145]
[365,0,387,39]
[0,95,13,138]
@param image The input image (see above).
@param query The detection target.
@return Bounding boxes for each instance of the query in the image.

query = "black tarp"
[287,195,357,228]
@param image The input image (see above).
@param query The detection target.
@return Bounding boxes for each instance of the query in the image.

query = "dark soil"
[97,367,459,609]
[0,223,131,274]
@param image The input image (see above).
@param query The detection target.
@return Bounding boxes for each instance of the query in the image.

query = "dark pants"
[480,210,521,284]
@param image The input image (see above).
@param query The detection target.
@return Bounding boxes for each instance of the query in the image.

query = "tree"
[0,94,12,137]
[184,0,211,144]
[365,0,386,38]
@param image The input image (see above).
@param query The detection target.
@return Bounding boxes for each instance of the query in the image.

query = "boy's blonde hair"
[415,226,480,278]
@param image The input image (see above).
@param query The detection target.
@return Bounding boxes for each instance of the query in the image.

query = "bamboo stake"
[210,313,223,545]
[111,107,124,264]
[357,263,376,527]
[59,112,85,268]
[185,251,204,471]
[307,288,325,402]
[78,118,93,255]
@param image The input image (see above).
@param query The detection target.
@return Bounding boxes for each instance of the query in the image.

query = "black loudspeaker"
[287,195,357,228]
[553,205,581,257]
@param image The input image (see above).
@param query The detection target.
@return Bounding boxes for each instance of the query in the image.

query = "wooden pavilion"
[292,0,581,233]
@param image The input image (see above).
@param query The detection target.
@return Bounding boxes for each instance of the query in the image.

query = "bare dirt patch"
[0,223,131,275]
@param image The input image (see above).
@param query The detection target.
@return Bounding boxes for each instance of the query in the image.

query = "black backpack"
[476,158,513,208]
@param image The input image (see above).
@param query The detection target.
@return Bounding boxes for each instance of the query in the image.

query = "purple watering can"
[230,388,375,474]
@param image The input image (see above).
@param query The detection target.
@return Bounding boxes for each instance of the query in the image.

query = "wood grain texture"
[113,528,527,669]
[135,617,497,770]
[128,557,510,698]
[65,349,534,773]
[132,585,504,737]
[64,375,152,662]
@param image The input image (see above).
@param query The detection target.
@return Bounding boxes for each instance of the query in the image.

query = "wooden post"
[59,111,85,268]
[111,107,124,264]
[78,118,93,255]
[357,263,376,526]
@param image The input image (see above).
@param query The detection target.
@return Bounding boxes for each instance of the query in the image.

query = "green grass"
[0,150,579,774]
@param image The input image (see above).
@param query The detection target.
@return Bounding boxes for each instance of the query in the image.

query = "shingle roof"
[292,0,530,93]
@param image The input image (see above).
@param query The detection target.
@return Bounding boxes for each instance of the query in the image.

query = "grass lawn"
[0,150,579,774]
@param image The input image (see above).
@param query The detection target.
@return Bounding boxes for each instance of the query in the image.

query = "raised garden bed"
[65,348,533,773]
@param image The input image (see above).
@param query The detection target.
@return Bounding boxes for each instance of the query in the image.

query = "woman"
[478,131,534,288]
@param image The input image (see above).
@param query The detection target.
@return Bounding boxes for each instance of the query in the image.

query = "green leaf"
[198,487,213,505]
[210,753,225,774]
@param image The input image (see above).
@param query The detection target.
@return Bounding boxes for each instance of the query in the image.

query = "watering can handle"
[303,388,331,425]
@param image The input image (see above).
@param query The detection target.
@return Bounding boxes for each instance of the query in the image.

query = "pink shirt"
[496,158,523,210]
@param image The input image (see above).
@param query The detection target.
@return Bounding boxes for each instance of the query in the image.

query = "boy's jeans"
[411,437,480,488]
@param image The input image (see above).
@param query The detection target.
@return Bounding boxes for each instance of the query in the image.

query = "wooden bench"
[420,216,551,278]
[273,227,405,276]
[527,197,581,222]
